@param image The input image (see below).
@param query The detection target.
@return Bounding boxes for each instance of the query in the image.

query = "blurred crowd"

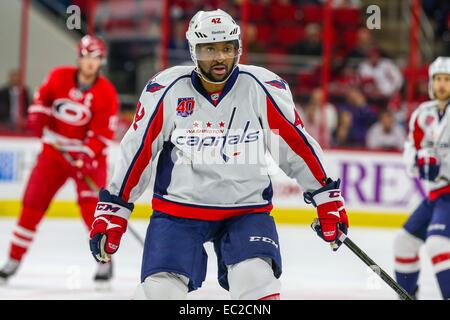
[163,0,449,151]
[2,0,450,151]
[159,0,446,151]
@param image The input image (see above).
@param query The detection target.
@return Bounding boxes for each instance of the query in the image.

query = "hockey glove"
[304,178,349,251]
[89,189,134,263]
[416,149,440,181]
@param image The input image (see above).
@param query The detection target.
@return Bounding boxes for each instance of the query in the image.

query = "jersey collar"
[190,66,239,107]
[76,70,99,92]
[437,101,450,121]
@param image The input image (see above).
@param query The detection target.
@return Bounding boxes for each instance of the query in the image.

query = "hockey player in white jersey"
[88,9,349,300]
[394,57,450,299]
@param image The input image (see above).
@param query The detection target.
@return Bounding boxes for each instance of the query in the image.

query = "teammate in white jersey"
[88,9,349,300]
[394,57,450,299]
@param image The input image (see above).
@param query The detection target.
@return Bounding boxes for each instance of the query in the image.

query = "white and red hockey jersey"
[29,66,119,158]
[109,65,330,220]
[404,100,450,199]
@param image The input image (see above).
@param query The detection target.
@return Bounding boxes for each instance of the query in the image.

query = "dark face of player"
[196,41,238,83]
[78,55,102,79]
[432,73,450,101]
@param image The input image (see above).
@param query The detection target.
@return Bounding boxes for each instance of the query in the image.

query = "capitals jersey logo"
[146,80,165,93]
[265,79,287,90]
[176,97,195,117]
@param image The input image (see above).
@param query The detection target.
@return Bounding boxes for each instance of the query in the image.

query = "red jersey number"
[133,102,145,130]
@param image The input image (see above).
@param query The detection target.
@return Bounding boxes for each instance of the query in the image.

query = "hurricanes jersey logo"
[52,98,91,126]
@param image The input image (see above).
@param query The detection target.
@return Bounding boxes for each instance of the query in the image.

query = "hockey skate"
[0,259,20,284]
[94,261,113,290]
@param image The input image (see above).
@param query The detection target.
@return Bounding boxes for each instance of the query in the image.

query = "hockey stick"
[312,219,414,300]
[55,146,145,247]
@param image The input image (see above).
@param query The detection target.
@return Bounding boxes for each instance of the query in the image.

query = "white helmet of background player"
[428,56,450,99]
[186,9,242,84]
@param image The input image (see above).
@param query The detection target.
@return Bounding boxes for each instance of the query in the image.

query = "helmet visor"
[195,40,239,62]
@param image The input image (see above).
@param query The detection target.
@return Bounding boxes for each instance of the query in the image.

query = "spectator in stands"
[366,109,406,151]
[0,70,30,132]
[358,47,403,100]
[290,23,322,56]
[423,0,450,46]
[172,0,215,18]
[168,19,190,65]
[332,110,353,147]
[330,62,359,97]
[402,54,430,103]
[246,23,266,54]
[298,88,338,143]
[347,28,375,59]
[335,87,378,147]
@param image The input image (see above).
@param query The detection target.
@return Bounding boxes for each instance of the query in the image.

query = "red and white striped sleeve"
[403,107,423,177]
[108,80,168,203]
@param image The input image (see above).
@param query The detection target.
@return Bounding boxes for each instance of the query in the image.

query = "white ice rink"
[0,218,443,300]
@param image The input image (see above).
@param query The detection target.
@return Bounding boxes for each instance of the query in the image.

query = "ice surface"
[0,218,442,300]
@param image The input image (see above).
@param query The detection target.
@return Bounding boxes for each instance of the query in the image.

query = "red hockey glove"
[304,178,349,251]
[89,189,134,263]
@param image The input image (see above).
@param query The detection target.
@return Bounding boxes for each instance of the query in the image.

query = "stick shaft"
[57,147,145,248]
[343,237,413,300]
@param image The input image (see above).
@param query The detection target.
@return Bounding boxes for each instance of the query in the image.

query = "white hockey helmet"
[428,56,450,99]
[186,9,242,84]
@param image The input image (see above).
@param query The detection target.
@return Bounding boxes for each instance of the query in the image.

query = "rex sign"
[270,149,425,214]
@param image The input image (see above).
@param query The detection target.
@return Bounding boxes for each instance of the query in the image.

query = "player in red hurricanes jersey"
[0,35,119,284]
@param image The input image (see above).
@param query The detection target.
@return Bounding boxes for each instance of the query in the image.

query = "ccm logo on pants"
[249,236,278,248]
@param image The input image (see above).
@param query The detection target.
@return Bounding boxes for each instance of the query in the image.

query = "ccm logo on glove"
[328,190,341,198]
[96,203,121,213]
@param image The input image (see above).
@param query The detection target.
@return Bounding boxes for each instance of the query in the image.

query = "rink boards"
[0,137,425,227]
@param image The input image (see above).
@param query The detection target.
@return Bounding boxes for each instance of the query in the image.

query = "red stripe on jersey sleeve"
[266,96,327,185]
[413,116,424,149]
[121,102,164,201]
